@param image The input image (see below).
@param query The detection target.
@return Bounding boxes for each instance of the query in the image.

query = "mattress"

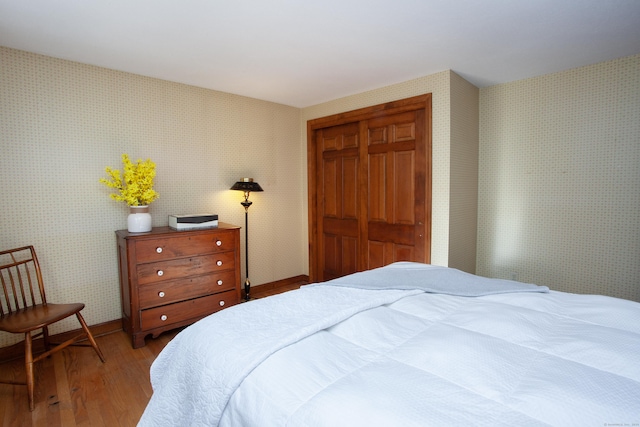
[138,262,640,426]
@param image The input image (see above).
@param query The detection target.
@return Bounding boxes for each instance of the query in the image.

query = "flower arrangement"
[100,154,159,206]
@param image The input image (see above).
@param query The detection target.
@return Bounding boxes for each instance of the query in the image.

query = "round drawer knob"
[158,291,165,298]
[216,240,222,246]
[216,260,223,266]
[160,314,168,321]
[217,279,223,286]
[219,301,225,307]
[157,270,164,277]
[156,247,163,254]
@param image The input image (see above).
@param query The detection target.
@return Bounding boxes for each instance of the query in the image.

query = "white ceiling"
[1,0,639,108]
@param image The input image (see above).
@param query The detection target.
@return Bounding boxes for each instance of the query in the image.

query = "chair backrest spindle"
[0,272,10,316]
[0,246,47,315]
[30,248,46,305]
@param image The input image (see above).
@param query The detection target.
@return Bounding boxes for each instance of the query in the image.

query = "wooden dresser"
[116,223,241,348]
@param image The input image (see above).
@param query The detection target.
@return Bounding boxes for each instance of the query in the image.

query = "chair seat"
[0,303,85,334]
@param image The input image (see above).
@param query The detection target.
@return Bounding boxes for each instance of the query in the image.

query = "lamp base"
[244,278,251,301]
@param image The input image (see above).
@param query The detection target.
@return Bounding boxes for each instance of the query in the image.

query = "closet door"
[316,122,360,280]
[308,94,431,282]
[364,109,427,269]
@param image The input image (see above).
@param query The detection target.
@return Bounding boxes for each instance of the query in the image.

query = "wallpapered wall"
[477,54,640,302]
[448,72,480,273]
[0,46,304,347]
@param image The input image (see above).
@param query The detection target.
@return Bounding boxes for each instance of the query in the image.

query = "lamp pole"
[230,178,263,302]
[241,194,252,301]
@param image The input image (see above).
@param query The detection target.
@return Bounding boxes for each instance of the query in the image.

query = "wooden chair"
[0,245,105,411]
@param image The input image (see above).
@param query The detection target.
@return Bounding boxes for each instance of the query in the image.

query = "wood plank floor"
[0,282,302,426]
[0,329,178,427]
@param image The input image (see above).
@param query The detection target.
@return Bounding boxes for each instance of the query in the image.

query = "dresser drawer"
[136,251,235,286]
[135,230,237,263]
[138,270,236,309]
[140,290,239,331]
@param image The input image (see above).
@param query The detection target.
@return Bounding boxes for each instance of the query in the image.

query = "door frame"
[307,94,432,282]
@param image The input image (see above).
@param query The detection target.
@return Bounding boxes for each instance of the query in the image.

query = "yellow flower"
[100,154,159,206]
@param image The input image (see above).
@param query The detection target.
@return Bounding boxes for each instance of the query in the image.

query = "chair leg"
[76,312,105,363]
[24,332,35,411]
[42,325,51,352]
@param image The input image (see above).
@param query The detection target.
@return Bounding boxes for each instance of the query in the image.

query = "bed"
[138,262,640,426]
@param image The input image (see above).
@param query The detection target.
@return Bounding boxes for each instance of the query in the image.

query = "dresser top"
[116,222,240,239]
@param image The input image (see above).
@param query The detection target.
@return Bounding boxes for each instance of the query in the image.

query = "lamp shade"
[230,178,263,193]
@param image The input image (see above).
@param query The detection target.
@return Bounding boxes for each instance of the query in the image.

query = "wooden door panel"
[323,234,339,275]
[367,241,414,270]
[367,110,417,138]
[323,217,358,236]
[392,121,416,142]
[394,150,415,225]
[341,236,358,276]
[322,158,338,217]
[322,233,358,279]
[368,241,385,269]
[368,127,386,145]
[368,222,415,245]
[394,244,414,261]
[343,132,359,149]
[322,218,358,279]
[323,135,340,151]
[342,156,359,219]
[368,152,386,222]
[321,122,359,151]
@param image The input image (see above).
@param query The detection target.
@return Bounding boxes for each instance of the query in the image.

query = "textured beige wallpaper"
[0,47,304,346]
[448,72,479,273]
[478,54,640,302]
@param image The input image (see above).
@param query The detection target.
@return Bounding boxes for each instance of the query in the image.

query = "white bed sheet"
[139,263,640,427]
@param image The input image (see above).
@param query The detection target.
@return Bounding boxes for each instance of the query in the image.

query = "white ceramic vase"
[128,205,152,232]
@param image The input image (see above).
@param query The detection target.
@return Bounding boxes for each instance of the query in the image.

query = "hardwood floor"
[0,329,178,427]
[0,280,304,426]
[251,281,304,299]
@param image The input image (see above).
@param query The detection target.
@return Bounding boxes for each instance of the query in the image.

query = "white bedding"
[139,263,640,426]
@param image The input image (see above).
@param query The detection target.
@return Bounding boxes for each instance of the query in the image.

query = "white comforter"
[139,263,640,426]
